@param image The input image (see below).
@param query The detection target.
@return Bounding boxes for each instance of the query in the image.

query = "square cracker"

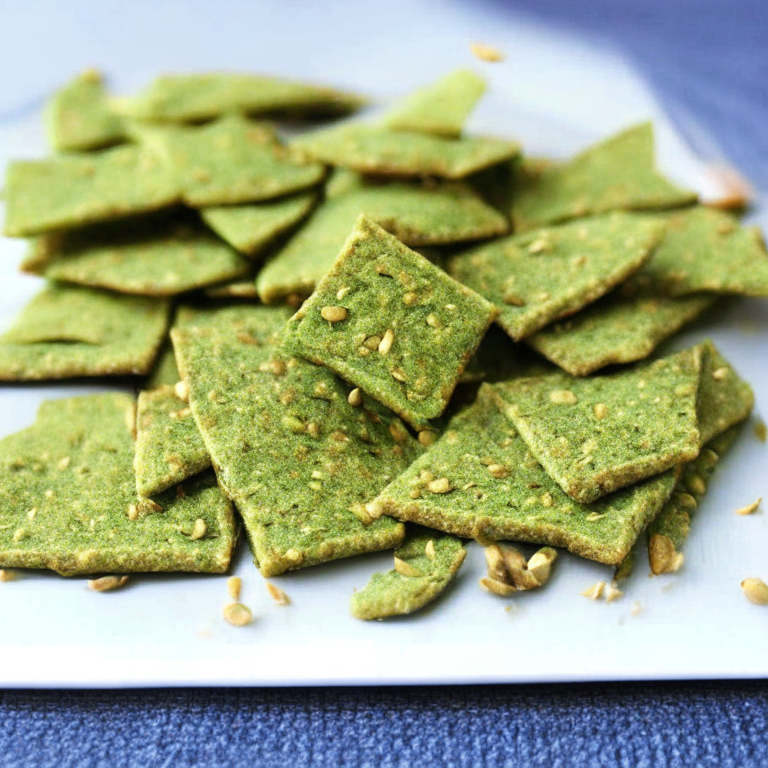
[510,123,697,232]
[376,386,678,566]
[284,216,497,429]
[491,347,702,504]
[0,284,170,380]
[292,122,520,179]
[0,393,235,576]
[172,326,421,577]
[448,211,664,340]
[3,144,179,237]
[350,526,466,620]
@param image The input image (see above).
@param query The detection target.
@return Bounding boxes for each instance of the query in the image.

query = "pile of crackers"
[0,69,765,619]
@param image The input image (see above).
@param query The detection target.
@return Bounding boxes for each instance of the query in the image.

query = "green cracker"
[0,284,170,380]
[383,69,486,138]
[134,114,326,207]
[510,123,697,232]
[135,386,212,498]
[376,385,678,565]
[284,216,496,428]
[46,69,126,152]
[0,393,235,576]
[3,144,179,237]
[257,179,508,303]
[634,207,768,297]
[292,123,520,179]
[492,347,702,503]
[526,290,716,376]
[172,327,420,577]
[647,426,741,574]
[448,212,663,340]
[200,189,319,257]
[696,340,754,445]
[24,213,250,297]
[117,72,365,122]
[350,526,466,620]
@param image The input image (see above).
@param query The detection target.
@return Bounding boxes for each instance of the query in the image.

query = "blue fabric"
[2,2,767,766]
[2,681,767,768]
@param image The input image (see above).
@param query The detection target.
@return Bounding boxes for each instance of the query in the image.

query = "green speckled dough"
[350,526,466,620]
[526,290,715,376]
[634,206,768,296]
[24,213,250,296]
[696,340,754,446]
[293,123,520,179]
[0,393,235,576]
[511,123,696,232]
[383,69,486,138]
[284,216,496,428]
[492,347,702,503]
[3,144,179,237]
[257,179,509,303]
[376,386,677,566]
[200,190,319,257]
[46,69,126,152]
[117,72,365,122]
[133,114,326,207]
[0,284,170,380]
[449,212,663,340]
[134,386,211,498]
[172,326,420,577]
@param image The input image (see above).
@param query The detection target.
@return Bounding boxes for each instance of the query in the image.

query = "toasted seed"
[425,540,436,560]
[648,533,685,575]
[470,41,505,62]
[348,387,363,407]
[174,380,190,402]
[389,420,410,444]
[378,328,395,354]
[484,543,508,583]
[735,498,761,516]
[427,477,452,494]
[266,581,290,605]
[320,305,348,323]
[88,575,129,592]
[0,569,17,582]
[549,389,577,404]
[712,367,729,381]
[686,474,706,496]
[227,576,242,600]
[480,576,516,596]
[190,518,207,540]
[741,577,768,605]
[487,463,510,479]
[418,430,437,447]
[581,581,605,600]
[594,403,609,420]
[223,602,253,626]
[394,557,422,577]
[526,547,557,585]
[604,582,623,602]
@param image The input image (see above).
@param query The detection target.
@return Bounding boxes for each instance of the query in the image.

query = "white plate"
[0,4,766,688]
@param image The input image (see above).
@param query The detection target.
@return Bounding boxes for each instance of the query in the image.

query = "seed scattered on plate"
[741,578,768,605]
[227,576,242,601]
[88,575,129,592]
[735,498,761,516]
[265,582,291,605]
[223,602,253,626]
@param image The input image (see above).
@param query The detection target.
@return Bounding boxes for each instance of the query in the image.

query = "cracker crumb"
[427,477,452,494]
[581,581,605,600]
[266,581,291,605]
[480,576,516,596]
[735,498,761,516]
[648,533,684,575]
[470,41,505,62]
[227,576,242,601]
[741,577,768,605]
[604,582,623,602]
[223,602,253,626]
[320,306,348,323]
[487,464,510,479]
[630,600,643,617]
[88,575,129,592]
[0,569,17,582]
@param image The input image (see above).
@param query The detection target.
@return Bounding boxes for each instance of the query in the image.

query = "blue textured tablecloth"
[2,1,767,766]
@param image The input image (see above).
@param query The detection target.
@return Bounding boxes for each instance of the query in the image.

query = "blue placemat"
[2,1,767,766]
[2,681,767,768]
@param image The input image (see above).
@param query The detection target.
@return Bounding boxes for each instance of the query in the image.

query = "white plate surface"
[0,0,766,688]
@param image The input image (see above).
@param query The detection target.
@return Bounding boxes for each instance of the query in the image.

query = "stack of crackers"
[0,69,764,619]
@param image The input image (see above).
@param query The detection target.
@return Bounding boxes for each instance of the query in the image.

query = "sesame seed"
[741,578,768,605]
[581,581,605,600]
[348,388,363,407]
[336,286,350,300]
[389,420,409,444]
[735,498,761,516]
[418,430,437,447]
[394,557,422,577]
[594,403,609,419]
[190,519,207,540]
[427,477,452,494]
[470,41,505,62]
[266,582,290,605]
[227,577,242,600]
[174,381,190,402]
[487,464,510,479]
[379,329,394,354]
[425,540,436,560]
[223,603,252,627]
[712,367,729,381]
[549,390,577,404]
[320,306,348,323]
[88,575,129,593]
[527,237,549,254]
